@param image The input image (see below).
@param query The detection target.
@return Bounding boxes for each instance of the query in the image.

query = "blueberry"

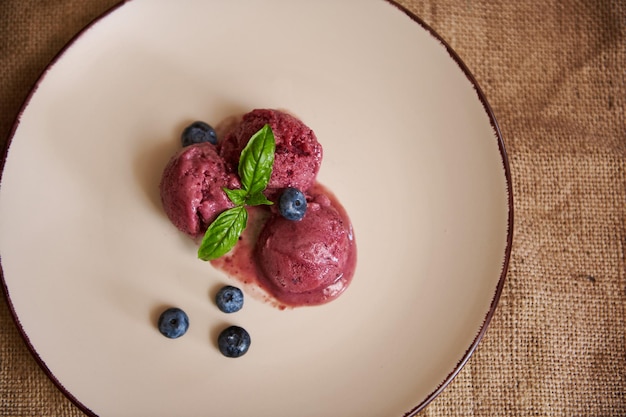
[218,326,251,358]
[215,285,244,313]
[157,307,189,339]
[181,121,218,147]
[279,187,307,221]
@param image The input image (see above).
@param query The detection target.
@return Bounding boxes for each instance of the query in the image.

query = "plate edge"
[0,2,130,417]
[382,1,514,416]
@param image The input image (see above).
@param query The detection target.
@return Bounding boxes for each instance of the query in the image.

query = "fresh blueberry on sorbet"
[279,187,307,221]
[218,326,251,358]
[181,121,218,147]
[158,307,189,339]
[215,285,244,313]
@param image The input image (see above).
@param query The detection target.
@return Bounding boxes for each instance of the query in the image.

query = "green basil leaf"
[222,188,248,206]
[238,124,275,195]
[245,191,273,206]
[197,125,277,262]
[197,206,248,261]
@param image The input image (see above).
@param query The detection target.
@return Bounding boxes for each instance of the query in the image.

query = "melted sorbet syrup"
[211,183,357,309]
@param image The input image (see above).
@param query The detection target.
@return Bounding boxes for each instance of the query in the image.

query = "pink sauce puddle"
[211,183,357,309]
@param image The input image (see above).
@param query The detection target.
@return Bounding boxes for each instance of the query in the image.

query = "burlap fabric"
[1,1,624,416]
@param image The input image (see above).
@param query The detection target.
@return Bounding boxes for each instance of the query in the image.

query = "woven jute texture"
[1,1,624,416]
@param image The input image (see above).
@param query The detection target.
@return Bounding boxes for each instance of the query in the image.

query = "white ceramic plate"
[0,1,512,416]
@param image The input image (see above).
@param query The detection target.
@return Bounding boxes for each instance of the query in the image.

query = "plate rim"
[0,1,514,416]
[386,1,513,416]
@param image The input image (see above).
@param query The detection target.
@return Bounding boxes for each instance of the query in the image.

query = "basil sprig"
[197,124,275,261]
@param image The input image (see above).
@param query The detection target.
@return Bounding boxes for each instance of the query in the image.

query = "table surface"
[1,1,624,416]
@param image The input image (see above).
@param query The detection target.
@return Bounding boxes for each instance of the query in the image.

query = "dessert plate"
[0,1,512,416]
